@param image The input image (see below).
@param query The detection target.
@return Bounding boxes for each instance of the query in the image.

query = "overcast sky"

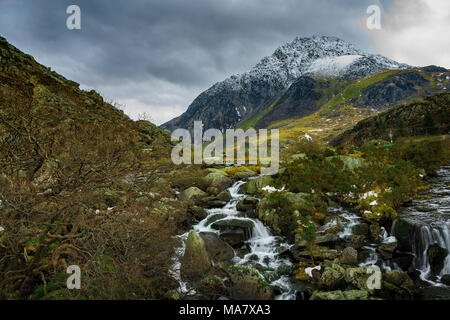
[0,0,448,125]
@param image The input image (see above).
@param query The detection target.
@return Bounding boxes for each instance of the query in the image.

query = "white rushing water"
[171,178,296,300]
[396,165,450,286]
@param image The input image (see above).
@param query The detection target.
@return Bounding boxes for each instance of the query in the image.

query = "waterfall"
[410,224,450,284]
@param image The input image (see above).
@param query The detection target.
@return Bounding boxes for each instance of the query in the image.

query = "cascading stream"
[171,178,296,300]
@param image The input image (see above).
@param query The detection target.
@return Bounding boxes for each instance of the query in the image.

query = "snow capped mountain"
[161,35,410,132]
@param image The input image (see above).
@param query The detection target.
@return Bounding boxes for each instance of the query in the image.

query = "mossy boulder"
[180,187,208,202]
[181,230,212,281]
[202,169,233,192]
[319,264,346,290]
[340,247,358,266]
[427,244,448,274]
[199,232,235,263]
[240,175,274,196]
[229,265,273,300]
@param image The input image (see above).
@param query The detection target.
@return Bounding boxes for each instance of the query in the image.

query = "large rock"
[340,247,358,266]
[220,230,247,247]
[181,230,212,281]
[199,232,235,263]
[319,264,346,290]
[180,186,208,202]
[382,270,415,299]
[257,191,310,240]
[229,266,273,300]
[202,169,233,192]
[236,196,259,215]
[441,274,450,286]
[200,190,232,208]
[345,267,372,291]
[377,241,398,259]
[240,175,274,196]
[427,244,448,275]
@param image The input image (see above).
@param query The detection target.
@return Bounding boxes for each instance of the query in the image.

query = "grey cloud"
[0,0,386,124]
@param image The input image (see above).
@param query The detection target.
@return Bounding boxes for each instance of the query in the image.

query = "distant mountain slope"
[254,66,449,130]
[161,35,409,132]
[331,92,450,146]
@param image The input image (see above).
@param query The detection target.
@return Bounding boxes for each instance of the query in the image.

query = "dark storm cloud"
[0,0,387,124]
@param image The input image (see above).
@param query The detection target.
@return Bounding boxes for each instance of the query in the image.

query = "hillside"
[0,36,209,299]
[331,92,450,146]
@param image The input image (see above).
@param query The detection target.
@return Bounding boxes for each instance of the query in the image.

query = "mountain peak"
[161,35,410,132]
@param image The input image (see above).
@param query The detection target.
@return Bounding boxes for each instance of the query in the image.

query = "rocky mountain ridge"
[161,35,410,132]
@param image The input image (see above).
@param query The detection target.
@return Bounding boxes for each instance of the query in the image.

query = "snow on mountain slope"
[306,55,363,77]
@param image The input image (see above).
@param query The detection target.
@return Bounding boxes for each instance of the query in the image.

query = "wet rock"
[393,218,415,252]
[427,244,448,275]
[392,254,414,271]
[200,190,232,208]
[220,230,247,247]
[189,205,207,221]
[181,230,212,281]
[236,196,259,214]
[377,241,398,260]
[211,218,254,230]
[382,270,415,299]
[340,247,358,266]
[440,274,450,286]
[204,214,227,226]
[200,232,235,263]
[229,265,273,300]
